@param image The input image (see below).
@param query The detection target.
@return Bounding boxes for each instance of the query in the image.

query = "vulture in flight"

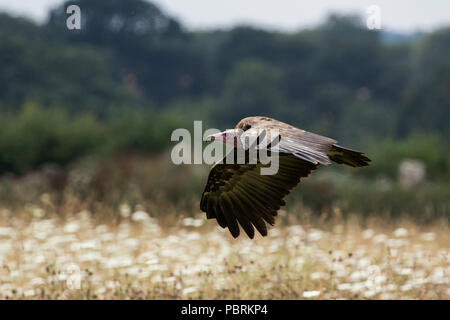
[200,116,371,239]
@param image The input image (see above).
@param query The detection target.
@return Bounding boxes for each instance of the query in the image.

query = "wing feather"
[222,193,255,239]
[229,191,268,236]
[217,199,240,238]
[201,152,317,238]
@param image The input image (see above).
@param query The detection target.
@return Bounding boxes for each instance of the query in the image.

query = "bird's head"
[206,117,278,148]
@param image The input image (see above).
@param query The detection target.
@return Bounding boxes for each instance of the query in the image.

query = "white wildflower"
[24,289,36,297]
[303,290,320,298]
[362,229,374,239]
[64,222,80,233]
[337,283,352,291]
[394,228,408,237]
[119,203,131,218]
[380,293,396,300]
[131,211,151,222]
[372,234,388,244]
[307,229,323,242]
[420,232,436,242]
[0,227,13,237]
[182,287,198,295]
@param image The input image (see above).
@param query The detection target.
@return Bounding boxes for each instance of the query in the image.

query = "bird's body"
[201,116,371,239]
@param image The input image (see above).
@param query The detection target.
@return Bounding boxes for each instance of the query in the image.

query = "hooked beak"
[206,132,223,142]
[206,129,239,145]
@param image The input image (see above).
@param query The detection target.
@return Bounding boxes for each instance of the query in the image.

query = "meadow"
[0,156,448,299]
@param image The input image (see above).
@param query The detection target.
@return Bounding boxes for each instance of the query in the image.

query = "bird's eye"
[242,124,251,131]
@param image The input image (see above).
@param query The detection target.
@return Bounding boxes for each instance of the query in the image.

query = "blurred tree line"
[0,0,448,179]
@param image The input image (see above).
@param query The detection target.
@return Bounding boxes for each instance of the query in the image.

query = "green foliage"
[106,109,188,154]
[0,13,137,113]
[289,169,449,221]
[0,104,106,172]
[1,4,449,138]
[365,134,450,180]
[219,59,285,125]
[0,1,448,181]
[398,28,450,136]
[0,105,186,173]
[336,100,397,147]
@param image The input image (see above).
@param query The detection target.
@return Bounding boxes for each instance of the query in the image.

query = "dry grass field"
[0,208,448,299]
[0,156,448,300]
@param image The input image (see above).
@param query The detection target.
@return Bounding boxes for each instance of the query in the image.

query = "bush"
[0,104,186,173]
[365,134,450,180]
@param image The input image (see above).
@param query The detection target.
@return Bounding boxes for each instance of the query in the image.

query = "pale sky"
[1,0,450,33]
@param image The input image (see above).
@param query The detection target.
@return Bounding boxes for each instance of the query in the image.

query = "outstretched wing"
[239,124,337,165]
[200,153,318,238]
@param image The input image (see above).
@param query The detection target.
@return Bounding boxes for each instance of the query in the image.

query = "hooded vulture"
[200,116,371,239]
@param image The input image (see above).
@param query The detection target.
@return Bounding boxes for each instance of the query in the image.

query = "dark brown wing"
[200,153,318,238]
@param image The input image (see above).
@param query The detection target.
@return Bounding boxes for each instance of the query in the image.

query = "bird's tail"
[327,145,371,167]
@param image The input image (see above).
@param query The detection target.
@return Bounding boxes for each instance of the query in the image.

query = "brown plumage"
[201,116,371,239]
